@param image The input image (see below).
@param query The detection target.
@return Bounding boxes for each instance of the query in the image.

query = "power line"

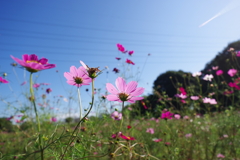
[0,57,206,64]
[0,48,216,57]
[0,33,227,48]
[0,28,232,44]
[0,17,234,39]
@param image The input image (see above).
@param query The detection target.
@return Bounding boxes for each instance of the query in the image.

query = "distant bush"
[20,121,33,131]
[0,118,15,132]
[65,117,73,123]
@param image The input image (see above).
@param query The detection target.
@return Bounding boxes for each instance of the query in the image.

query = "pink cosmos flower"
[236,51,240,57]
[203,74,214,81]
[228,69,237,77]
[11,54,56,73]
[15,119,22,123]
[174,114,181,119]
[128,51,134,56]
[223,134,228,138]
[175,93,187,99]
[111,132,122,139]
[111,111,122,120]
[115,57,121,60]
[192,72,202,77]
[0,77,9,83]
[183,116,189,120]
[202,97,217,104]
[185,133,192,138]
[191,96,199,100]
[46,88,52,94]
[64,66,92,87]
[51,117,57,122]
[212,66,219,70]
[161,111,174,119]
[33,83,40,88]
[146,128,154,134]
[165,142,171,146]
[217,154,225,158]
[153,138,162,142]
[216,70,223,76]
[126,59,135,65]
[113,68,120,73]
[117,43,126,53]
[223,90,234,95]
[106,77,144,103]
[180,99,186,103]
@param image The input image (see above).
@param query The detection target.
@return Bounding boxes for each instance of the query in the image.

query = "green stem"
[119,101,124,131]
[77,87,82,120]
[30,73,43,160]
[60,79,95,160]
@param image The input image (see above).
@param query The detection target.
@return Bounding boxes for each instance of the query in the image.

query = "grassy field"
[1,109,240,160]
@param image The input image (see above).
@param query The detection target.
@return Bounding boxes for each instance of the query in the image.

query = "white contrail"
[199,0,239,27]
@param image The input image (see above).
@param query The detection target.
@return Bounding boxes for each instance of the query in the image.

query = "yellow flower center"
[74,77,83,84]
[118,93,129,101]
[26,60,41,64]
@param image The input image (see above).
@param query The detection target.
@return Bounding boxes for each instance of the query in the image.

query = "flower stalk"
[60,79,95,160]
[30,73,44,160]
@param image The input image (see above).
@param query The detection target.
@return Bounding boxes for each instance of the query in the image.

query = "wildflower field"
[1,43,240,160]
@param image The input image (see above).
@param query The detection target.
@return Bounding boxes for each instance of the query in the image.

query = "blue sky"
[1,0,240,118]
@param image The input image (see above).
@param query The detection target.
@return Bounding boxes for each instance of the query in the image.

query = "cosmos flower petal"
[115,77,126,92]
[130,97,144,101]
[22,54,29,61]
[80,60,88,70]
[130,87,144,96]
[44,64,56,69]
[125,81,137,93]
[64,72,73,80]
[127,97,144,103]
[38,58,48,65]
[106,83,119,94]
[11,56,25,66]
[77,66,87,76]
[70,66,78,76]
[107,95,119,101]
[29,54,38,61]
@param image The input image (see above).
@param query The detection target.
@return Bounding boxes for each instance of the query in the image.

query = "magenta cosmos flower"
[126,59,135,65]
[128,51,134,56]
[161,111,174,119]
[216,70,223,76]
[117,43,126,53]
[106,77,144,103]
[0,76,9,83]
[64,66,91,87]
[11,54,56,73]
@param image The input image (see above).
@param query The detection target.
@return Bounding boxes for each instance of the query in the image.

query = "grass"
[1,109,240,160]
